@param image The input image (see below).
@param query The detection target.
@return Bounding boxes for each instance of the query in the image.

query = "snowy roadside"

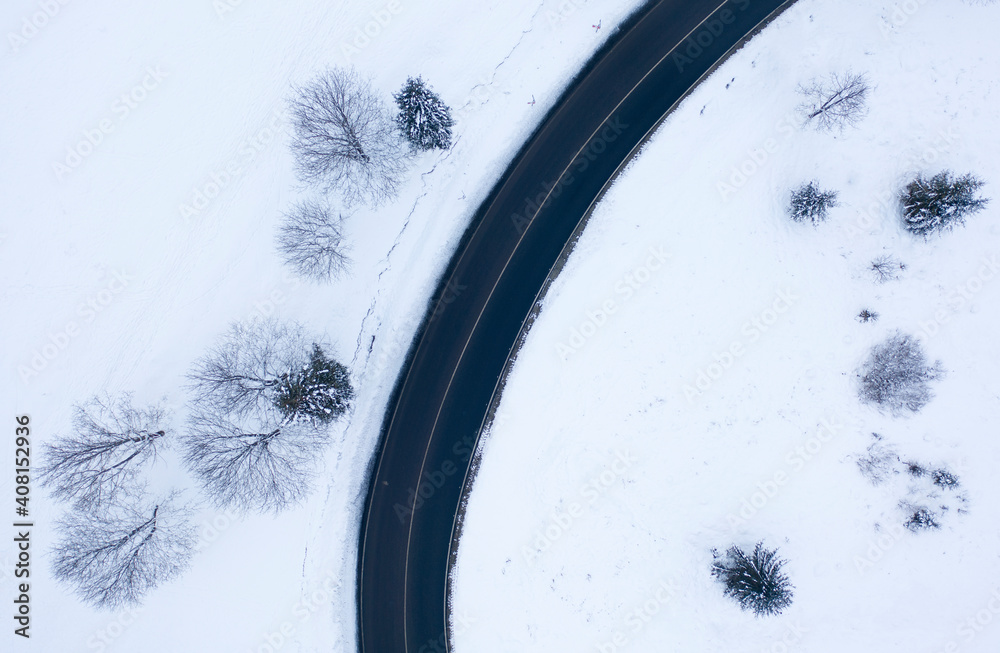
[0,0,645,650]
[452,0,1000,652]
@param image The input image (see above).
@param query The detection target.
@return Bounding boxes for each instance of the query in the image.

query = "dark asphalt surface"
[357,0,793,651]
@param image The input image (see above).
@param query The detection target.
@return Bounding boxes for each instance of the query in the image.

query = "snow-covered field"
[452,1,1000,652]
[0,0,644,650]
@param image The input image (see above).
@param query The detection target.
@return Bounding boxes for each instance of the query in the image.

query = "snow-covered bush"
[931,469,960,489]
[857,332,943,416]
[394,76,454,151]
[187,318,352,422]
[788,181,838,224]
[711,542,794,617]
[899,171,988,236]
[903,506,940,532]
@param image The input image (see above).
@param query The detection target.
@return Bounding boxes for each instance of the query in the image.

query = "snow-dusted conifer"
[788,181,838,224]
[394,76,454,151]
[900,171,988,236]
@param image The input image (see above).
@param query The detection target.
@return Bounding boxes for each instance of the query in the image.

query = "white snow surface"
[452,1,1000,652]
[0,0,643,651]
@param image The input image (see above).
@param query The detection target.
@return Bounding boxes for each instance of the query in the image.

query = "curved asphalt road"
[357,0,794,651]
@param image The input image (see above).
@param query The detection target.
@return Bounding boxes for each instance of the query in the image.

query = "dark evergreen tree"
[273,344,354,422]
[788,181,838,224]
[712,542,794,617]
[900,171,988,236]
[394,76,454,151]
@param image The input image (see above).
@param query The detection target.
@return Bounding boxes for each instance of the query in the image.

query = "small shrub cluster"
[870,255,905,283]
[904,506,940,532]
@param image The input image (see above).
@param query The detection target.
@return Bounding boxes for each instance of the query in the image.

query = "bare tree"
[188,318,353,423]
[799,71,870,132]
[182,408,329,513]
[858,332,943,416]
[289,67,408,207]
[276,200,351,282]
[186,319,352,511]
[38,394,167,510]
[188,319,309,419]
[51,493,195,609]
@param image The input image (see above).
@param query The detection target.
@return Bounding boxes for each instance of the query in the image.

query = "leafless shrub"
[277,200,350,282]
[857,309,880,323]
[38,394,167,510]
[799,71,871,132]
[289,67,409,207]
[856,440,898,485]
[51,493,195,609]
[870,255,904,284]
